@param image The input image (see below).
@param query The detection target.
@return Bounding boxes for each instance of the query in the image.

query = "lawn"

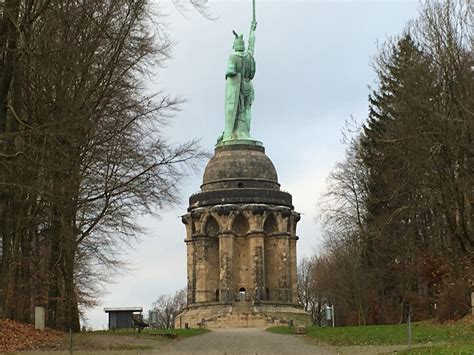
[400,343,474,354]
[144,327,210,337]
[267,321,474,353]
[91,327,209,338]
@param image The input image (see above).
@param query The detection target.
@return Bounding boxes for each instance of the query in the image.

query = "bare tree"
[297,257,322,325]
[0,0,206,331]
[150,288,187,329]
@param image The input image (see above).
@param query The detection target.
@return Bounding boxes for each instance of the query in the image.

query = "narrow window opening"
[237,182,244,188]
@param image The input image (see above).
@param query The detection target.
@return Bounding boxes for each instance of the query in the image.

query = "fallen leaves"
[0,319,63,353]
[461,314,474,324]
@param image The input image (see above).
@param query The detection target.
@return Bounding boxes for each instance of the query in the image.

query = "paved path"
[157,328,328,354]
[155,328,406,355]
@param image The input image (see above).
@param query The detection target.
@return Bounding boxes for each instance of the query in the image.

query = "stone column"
[185,240,196,304]
[275,235,291,303]
[183,213,196,304]
[289,238,298,304]
[264,235,277,301]
[194,236,219,303]
[219,233,234,302]
[194,238,207,303]
[248,232,265,302]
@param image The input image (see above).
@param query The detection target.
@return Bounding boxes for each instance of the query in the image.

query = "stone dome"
[201,144,280,191]
[189,143,292,210]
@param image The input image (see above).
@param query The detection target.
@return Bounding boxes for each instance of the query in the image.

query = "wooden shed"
[104,307,143,330]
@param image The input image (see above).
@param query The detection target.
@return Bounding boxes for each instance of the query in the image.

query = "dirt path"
[155,328,408,355]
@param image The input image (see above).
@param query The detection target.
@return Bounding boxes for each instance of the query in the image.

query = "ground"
[155,327,410,355]
[10,328,412,355]
[5,316,474,354]
[0,319,63,353]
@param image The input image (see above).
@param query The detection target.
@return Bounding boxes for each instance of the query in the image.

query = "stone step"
[231,302,253,313]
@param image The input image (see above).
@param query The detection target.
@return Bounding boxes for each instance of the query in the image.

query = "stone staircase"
[175,303,311,329]
[198,302,300,328]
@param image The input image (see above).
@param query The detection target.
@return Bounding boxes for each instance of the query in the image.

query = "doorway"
[239,287,246,301]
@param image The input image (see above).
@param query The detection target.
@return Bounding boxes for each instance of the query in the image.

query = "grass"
[399,343,474,354]
[140,327,210,338]
[267,321,474,350]
[266,326,297,335]
[90,327,210,338]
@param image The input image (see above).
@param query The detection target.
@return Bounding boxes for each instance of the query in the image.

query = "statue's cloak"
[224,73,241,140]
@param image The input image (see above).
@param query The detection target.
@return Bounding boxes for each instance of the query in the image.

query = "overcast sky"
[85,0,420,329]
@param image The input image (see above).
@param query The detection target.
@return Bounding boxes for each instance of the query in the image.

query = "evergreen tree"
[318,1,473,324]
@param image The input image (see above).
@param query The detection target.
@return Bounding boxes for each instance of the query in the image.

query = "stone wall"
[182,204,300,306]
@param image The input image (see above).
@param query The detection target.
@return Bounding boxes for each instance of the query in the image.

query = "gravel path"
[155,328,407,355]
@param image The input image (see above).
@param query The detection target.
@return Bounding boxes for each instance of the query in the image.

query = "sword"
[252,0,256,24]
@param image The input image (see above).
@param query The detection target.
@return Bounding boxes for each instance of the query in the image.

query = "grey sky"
[85,0,419,329]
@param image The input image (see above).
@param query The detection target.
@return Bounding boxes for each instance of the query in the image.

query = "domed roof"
[201,144,280,191]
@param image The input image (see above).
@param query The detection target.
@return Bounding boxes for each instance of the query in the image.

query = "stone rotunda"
[175,142,310,328]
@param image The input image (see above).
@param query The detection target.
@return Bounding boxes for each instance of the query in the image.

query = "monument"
[175,1,310,328]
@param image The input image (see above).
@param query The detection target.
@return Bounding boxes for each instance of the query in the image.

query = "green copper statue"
[218,1,257,143]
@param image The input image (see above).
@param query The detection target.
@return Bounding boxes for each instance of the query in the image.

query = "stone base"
[216,139,263,147]
[174,302,311,329]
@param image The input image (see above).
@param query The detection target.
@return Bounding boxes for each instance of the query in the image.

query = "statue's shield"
[224,73,241,140]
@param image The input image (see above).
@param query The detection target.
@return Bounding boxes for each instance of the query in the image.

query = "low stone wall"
[175,303,310,329]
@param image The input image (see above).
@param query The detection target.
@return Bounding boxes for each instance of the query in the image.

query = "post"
[325,305,331,325]
[69,328,73,355]
[34,307,45,330]
[407,303,412,349]
[332,306,335,328]
[325,305,335,327]
[471,292,474,315]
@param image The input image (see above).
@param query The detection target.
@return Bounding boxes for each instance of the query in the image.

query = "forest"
[0,0,205,331]
[298,0,473,326]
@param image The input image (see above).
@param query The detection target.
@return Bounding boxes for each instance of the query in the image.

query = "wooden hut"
[104,307,143,330]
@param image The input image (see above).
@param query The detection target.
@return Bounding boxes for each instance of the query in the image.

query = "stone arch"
[204,216,219,237]
[263,214,278,234]
[232,214,249,235]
